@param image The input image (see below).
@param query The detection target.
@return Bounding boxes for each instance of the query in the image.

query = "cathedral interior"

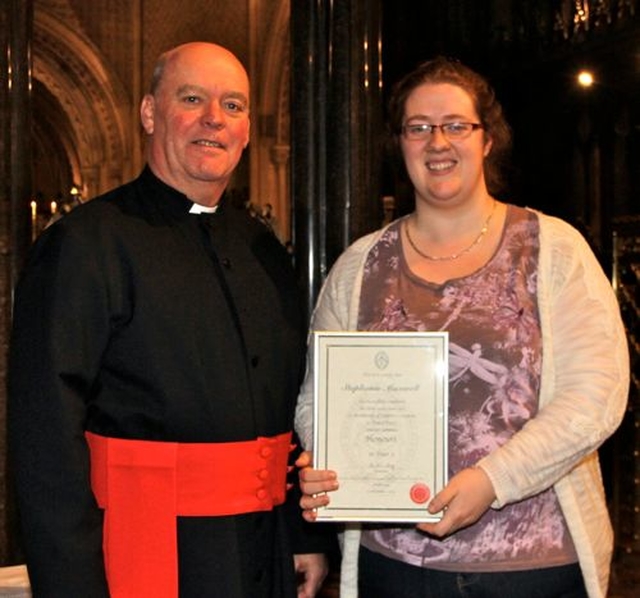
[1,0,640,595]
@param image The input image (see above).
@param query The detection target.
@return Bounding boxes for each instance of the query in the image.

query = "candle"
[50,201,57,214]
[30,200,37,242]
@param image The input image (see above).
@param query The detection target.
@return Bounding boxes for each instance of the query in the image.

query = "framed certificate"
[313,331,448,522]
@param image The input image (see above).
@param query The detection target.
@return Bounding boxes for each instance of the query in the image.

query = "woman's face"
[400,82,492,209]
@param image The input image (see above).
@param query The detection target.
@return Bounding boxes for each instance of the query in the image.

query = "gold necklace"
[405,201,497,262]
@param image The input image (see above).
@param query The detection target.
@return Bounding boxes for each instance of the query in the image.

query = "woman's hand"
[416,466,496,537]
[295,450,339,522]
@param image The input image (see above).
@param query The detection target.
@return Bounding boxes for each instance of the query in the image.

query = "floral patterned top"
[359,205,578,572]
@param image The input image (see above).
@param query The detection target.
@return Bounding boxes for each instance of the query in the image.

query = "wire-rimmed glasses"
[401,122,483,141]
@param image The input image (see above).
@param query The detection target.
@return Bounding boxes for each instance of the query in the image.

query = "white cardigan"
[295,209,630,598]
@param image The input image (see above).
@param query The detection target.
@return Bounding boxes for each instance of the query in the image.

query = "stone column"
[290,0,384,320]
[270,143,292,244]
[0,0,33,565]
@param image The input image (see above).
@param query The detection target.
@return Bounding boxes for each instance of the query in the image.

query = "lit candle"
[50,201,57,214]
[30,200,37,242]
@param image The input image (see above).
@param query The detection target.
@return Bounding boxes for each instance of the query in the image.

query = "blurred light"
[577,70,594,87]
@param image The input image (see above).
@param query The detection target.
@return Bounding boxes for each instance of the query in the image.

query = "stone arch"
[250,0,292,243]
[32,7,135,203]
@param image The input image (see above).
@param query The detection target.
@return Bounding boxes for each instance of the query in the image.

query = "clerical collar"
[189,203,219,214]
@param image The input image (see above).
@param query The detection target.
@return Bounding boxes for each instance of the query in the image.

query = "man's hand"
[294,553,329,598]
[296,451,339,522]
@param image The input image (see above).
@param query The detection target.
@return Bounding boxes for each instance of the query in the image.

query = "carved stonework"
[250,0,292,243]
[553,0,637,40]
[33,4,135,200]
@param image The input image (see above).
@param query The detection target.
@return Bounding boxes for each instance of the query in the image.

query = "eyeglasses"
[401,122,483,141]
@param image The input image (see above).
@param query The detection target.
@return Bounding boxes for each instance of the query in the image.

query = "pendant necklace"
[405,201,497,262]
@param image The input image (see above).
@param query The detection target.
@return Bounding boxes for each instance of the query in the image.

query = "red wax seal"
[410,483,430,504]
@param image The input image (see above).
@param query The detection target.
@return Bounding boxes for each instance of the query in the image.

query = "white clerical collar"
[189,203,219,214]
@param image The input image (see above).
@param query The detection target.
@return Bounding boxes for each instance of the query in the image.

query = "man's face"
[140,43,250,205]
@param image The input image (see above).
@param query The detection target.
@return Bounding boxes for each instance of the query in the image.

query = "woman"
[294,57,629,598]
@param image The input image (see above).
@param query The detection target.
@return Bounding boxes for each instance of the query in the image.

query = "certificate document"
[313,331,448,522]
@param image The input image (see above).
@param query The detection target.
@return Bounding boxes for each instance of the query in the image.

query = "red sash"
[86,431,293,598]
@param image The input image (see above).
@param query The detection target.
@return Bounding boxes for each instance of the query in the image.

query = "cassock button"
[251,355,260,367]
[258,468,270,480]
[256,488,268,500]
[221,258,231,269]
[260,446,272,459]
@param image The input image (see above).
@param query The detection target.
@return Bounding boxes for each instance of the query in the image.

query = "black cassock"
[9,167,325,597]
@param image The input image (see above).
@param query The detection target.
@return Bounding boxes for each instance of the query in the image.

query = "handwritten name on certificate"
[313,331,448,522]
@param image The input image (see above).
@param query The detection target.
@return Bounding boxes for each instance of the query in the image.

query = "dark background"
[380,1,640,236]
